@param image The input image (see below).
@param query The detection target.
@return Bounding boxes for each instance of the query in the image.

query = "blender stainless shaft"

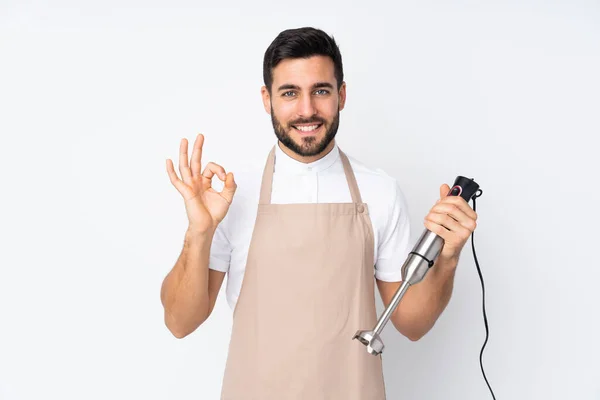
[375,231,444,331]
[352,231,443,355]
[353,176,480,356]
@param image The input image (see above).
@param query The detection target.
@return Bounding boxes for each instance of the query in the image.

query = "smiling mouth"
[292,123,323,134]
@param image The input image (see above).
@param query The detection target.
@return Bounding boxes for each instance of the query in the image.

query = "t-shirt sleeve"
[208,221,232,273]
[374,181,412,282]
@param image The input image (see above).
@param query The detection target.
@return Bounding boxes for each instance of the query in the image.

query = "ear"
[261,86,271,114]
[338,81,347,111]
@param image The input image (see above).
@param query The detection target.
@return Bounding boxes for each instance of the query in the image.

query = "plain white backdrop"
[1,1,599,399]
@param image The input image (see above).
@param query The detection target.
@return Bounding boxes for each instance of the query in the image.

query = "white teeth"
[295,125,319,132]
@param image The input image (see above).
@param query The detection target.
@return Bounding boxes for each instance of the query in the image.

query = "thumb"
[221,172,237,203]
[439,183,451,200]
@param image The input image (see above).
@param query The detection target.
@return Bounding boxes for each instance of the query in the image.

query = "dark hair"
[263,27,344,93]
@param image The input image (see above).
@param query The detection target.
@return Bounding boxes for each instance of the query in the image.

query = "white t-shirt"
[209,142,412,311]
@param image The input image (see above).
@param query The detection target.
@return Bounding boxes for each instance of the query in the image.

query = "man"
[161,27,477,399]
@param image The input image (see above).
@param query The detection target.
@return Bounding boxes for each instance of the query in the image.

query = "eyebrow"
[277,82,335,92]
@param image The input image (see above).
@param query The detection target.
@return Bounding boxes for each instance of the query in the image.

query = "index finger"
[190,133,204,177]
[441,195,478,220]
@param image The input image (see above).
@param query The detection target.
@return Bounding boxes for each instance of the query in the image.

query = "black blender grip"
[448,176,480,202]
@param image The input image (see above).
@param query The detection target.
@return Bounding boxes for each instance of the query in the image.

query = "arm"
[162,133,236,339]
[377,183,477,341]
[377,255,458,341]
[160,228,226,338]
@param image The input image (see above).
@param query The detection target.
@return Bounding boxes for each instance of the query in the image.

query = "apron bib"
[220,146,386,400]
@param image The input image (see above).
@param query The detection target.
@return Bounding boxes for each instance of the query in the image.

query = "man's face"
[262,55,346,157]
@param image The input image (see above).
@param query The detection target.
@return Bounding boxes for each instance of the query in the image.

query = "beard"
[270,105,340,157]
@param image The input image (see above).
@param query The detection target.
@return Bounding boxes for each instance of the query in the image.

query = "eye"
[282,91,296,97]
[314,89,330,95]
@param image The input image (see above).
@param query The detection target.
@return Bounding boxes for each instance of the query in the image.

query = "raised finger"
[166,159,187,194]
[178,138,192,182]
[190,134,204,178]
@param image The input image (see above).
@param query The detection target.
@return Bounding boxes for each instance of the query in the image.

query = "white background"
[1,1,599,399]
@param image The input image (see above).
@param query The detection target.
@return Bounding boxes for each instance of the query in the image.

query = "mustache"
[288,117,326,126]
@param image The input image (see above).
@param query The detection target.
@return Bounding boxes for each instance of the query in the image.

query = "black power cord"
[471,189,496,399]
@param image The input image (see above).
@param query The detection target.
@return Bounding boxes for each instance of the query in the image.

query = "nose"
[296,93,317,118]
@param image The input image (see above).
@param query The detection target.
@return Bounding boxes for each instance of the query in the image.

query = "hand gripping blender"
[353,176,481,356]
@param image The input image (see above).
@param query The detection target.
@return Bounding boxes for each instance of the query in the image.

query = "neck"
[277,140,336,164]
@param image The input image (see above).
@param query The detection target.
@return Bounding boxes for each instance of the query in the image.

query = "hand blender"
[353,176,481,356]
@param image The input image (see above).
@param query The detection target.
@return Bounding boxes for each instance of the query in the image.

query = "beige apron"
[220,145,386,400]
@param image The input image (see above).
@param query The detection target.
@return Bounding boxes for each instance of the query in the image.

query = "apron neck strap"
[259,145,363,205]
[259,147,276,205]
[339,150,363,204]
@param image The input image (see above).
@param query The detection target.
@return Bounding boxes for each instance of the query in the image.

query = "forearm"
[161,227,214,337]
[392,256,458,341]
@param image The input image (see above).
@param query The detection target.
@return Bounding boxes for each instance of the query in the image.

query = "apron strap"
[259,146,276,205]
[339,150,363,204]
[259,145,363,205]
